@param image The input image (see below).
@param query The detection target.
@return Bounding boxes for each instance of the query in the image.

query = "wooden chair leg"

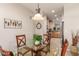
[31,51,33,56]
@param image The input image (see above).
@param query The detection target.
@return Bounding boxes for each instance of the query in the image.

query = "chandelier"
[32,4,44,20]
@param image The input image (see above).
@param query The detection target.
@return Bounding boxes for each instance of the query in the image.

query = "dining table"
[31,44,49,56]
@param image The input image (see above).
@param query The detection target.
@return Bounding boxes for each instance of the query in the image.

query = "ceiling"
[21,3,64,20]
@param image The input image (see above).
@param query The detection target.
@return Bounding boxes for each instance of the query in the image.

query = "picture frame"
[4,18,22,29]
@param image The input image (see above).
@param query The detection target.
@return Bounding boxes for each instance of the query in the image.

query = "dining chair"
[16,34,32,56]
[1,50,14,56]
[61,39,68,56]
[41,34,50,56]
[41,45,49,56]
[0,46,14,56]
[43,34,49,44]
[71,46,78,56]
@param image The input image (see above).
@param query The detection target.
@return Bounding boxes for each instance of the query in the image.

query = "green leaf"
[33,34,42,43]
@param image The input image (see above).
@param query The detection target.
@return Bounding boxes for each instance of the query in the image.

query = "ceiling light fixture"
[52,10,55,13]
[32,3,44,20]
[54,14,57,17]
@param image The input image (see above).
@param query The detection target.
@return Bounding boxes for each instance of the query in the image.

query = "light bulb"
[52,10,55,13]
[32,13,44,20]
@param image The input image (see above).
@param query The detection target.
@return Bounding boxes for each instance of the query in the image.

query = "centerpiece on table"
[33,34,42,46]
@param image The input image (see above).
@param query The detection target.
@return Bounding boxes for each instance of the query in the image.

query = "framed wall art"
[4,18,22,29]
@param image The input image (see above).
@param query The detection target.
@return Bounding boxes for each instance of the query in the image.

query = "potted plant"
[33,34,42,45]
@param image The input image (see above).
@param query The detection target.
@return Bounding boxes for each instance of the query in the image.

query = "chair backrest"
[16,35,26,48]
[61,39,68,56]
[43,34,49,44]
[72,36,78,46]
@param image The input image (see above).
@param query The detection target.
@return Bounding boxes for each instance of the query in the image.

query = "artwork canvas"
[4,18,22,29]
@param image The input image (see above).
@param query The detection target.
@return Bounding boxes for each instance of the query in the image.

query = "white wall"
[0,4,34,52]
[64,4,79,45]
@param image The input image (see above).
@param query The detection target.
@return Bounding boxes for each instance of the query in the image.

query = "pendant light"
[32,3,44,20]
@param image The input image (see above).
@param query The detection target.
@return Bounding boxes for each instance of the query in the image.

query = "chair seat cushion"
[18,46,31,54]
